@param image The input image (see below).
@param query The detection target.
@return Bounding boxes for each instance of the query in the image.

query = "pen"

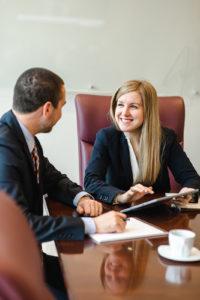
[123,218,130,222]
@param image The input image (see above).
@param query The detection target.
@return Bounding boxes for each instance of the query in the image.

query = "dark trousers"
[43,253,68,300]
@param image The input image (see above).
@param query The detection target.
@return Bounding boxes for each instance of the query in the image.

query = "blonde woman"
[84,80,200,205]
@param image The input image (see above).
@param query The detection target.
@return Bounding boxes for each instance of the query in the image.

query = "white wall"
[1,0,200,183]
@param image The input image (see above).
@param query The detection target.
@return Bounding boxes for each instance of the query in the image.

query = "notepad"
[90,217,167,244]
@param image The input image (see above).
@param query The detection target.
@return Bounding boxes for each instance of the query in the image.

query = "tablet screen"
[120,189,199,213]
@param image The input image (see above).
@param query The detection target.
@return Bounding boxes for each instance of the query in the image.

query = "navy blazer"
[0,110,84,242]
[84,126,200,204]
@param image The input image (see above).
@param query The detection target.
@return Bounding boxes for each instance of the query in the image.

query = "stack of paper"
[90,217,167,244]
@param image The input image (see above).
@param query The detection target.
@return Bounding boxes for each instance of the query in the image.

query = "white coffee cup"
[168,229,195,258]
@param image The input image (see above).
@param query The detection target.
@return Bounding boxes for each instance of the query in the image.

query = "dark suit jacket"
[84,126,200,204]
[0,110,84,242]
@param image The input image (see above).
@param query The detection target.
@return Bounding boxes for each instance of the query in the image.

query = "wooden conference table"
[48,198,200,300]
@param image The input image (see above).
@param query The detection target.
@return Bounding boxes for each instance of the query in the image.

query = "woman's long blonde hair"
[110,80,162,185]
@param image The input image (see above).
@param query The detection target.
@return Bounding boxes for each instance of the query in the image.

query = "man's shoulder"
[0,119,14,139]
[0,122,13,141]
[0,112,22,153]
[0,110,14,123]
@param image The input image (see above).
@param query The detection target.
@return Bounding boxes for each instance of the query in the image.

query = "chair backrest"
[0,191,54,300]
[75,94,185,192]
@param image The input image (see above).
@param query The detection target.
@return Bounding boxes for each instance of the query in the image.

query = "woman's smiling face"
[114,91,144,133]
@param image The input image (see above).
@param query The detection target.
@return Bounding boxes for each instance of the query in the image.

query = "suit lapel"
[119,133,133,186]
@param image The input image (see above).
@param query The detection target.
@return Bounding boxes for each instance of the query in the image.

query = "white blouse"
[124,133,139,183]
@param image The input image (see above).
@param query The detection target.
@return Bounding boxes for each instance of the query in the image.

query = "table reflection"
[165,265,191,284]
[158,255,192,285]
[99,240,149,296]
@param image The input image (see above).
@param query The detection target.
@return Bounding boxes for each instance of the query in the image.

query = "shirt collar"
[17,119,35,153]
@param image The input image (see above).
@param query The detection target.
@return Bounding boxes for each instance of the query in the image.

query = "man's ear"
[42,101,53,117]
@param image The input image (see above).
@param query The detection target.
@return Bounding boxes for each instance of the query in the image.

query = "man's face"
[40,85,66,133]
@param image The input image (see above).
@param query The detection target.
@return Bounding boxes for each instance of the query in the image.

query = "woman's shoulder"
[161,127,178,145]
[98,125,122,138]
[95,126,124,146]
[161,127,177,138]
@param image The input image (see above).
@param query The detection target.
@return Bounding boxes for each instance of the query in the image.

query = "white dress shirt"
[124,133,139,183]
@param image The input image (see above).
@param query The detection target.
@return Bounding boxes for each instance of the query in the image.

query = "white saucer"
[158,245,200,262]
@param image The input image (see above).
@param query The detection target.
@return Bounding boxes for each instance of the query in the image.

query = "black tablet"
[120,189,199,213]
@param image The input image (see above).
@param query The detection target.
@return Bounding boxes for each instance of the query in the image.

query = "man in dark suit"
[0,68,126,299]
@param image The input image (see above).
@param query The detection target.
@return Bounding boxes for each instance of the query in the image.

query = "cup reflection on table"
[165,265,191,284]
[100,240,149,296]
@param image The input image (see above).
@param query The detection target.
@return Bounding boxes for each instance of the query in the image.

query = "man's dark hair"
[13,67,64,113]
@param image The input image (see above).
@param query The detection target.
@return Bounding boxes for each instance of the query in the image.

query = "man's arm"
[0,142,85,242]
[0,142,125,242]
[0,179,126,241]
[0,180,85,242]
[42,156,103,216]
[42,156,83,204]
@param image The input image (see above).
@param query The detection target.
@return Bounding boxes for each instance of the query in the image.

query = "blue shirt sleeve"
[73,191,93,206]
[81,217,96,234]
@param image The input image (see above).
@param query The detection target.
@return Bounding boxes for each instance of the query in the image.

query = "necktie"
[31,145,40,183]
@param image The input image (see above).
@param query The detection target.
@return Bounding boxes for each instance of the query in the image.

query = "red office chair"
[75,94,185,192]
[0,191,54,300]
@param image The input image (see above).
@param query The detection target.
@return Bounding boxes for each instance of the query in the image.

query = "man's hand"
[76,196,103,217]
[94,211,127,233]
[114,184,154,204]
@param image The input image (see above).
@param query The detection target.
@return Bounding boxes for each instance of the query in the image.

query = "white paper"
[90,217,167,244]
[42,197,58,256]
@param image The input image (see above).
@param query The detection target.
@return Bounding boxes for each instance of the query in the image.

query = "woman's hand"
[175,187,196,205]
[114,184,154,204]
[179,187,195,194]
